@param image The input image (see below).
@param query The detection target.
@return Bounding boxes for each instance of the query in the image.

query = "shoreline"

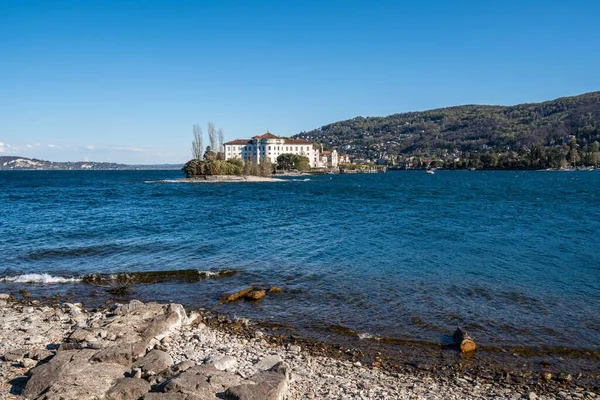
[152,175,286,183]
[1,294,597,399]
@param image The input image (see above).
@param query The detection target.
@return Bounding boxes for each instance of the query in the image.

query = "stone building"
[223,132,320,168]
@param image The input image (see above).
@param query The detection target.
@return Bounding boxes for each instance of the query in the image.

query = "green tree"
[276,154,310,171]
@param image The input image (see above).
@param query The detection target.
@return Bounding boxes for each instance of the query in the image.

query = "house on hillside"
[318,150,339,168]
[223,132,321,168]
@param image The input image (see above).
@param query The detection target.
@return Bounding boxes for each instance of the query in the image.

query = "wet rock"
[220,288,253,303]
[268,287,283,294]
[245,290,266,301]
[132,349,174,375]
[224,362,289,400]
[453,327,477,353]
[106,377,151,400]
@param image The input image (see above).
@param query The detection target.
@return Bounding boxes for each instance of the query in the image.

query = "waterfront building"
[223,132,321,168]
[318,150,339,168]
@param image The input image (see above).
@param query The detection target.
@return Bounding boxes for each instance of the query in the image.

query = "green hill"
[295,91,600,169]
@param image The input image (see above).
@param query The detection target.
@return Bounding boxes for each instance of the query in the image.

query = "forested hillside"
[295,91,600,169]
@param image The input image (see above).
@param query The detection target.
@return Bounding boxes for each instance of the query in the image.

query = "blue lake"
[1,170,599,352]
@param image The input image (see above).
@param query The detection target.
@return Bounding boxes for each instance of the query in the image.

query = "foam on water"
[0,273,81,284]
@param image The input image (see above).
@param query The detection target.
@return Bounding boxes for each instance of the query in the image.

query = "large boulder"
[23,349,128,400]
[224,362,289,400]
[163,364,243,398]
[132,349,174,375]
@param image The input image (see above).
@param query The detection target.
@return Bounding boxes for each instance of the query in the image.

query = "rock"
[23,349,128,400]
[557,373,573,383]
[288,345,301,354]
[0,300,7,307]
[132,349,174,374]
[163,364,243,397]
[0,293,9,300]
[3,347,28,362]
[142,310,184,342]
[69,328,96,343]
[143,393,204,400]
[22,306,34,313]
[268,286,283,294]
[28,348,54,361]
[204,355,237,371]
[525,392,537,400]
[254,355,283,371]
[224,362,289,400]
[20,358,37,368]
[220,288,253,303]
[176,360,196,372]
[453,327,477,353]
[245,290,266,301]
[91,342,143,368]
[58,342,85,351]
[106,378,151,400]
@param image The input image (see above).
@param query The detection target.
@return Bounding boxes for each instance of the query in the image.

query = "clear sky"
[1,0,599,164]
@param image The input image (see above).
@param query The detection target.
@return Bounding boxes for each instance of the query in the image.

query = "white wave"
[357,332,381,341]
[197,269,234,277]
[0,273,81,284]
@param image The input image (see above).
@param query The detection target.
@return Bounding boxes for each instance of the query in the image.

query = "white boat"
[426,169,435,175]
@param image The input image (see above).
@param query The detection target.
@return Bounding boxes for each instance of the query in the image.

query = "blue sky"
[1,0,599,163]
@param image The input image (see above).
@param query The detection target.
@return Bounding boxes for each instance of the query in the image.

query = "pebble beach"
[0,294,596,400]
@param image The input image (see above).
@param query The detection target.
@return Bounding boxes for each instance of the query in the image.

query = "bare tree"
[191,124,203,160]
[208,122,217,153]
[217,128,224,154]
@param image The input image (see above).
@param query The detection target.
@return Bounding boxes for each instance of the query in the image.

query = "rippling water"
[1,170,599,352]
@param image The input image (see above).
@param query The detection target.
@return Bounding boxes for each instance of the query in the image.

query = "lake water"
[1,170,599,356]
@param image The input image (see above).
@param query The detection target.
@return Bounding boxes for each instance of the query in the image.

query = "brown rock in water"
[453,327,477,353]
[220,288,253,302]
[245,290,266,301]
[268,286,283,294]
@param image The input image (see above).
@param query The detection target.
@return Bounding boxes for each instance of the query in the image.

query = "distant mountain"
[294,91,600,168]
[0,156,183,171]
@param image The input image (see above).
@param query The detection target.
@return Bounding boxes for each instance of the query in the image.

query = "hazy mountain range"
[0,156,182,171]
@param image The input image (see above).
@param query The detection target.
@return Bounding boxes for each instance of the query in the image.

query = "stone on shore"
[106,377,151,400]
[133,349,174,375]
[224,362,288,400]
[23,349,129,400]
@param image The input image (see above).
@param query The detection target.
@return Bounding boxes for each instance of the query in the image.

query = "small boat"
[426,169,435,175]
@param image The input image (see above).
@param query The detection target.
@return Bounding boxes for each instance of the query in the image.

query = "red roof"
[252,132,279,140]
[224,139,251,145]
[284,139,310,145]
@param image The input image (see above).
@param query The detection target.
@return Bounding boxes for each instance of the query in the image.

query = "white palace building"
[224,132,326,168]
